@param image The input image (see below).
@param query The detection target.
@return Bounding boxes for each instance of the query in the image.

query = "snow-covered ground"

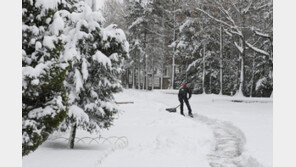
[23,89,272,167]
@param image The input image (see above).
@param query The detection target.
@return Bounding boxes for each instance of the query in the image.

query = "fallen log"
[115,101,134,104]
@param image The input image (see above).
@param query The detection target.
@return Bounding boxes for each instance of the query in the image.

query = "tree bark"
[144,31,148,90]
[161,9,165,90]
[132,67,135,89]
[126,69,129,88]
[151,37,155,90]
[145,59,148,90]
[237,37,245,97]
[209,63,212,94]
[160,63,164,89]
[250,54,255,97]
[202,43,206,94]
[138,67,141,89]
[238,55,244,96]
[219,24,223,95]
[142,67,145,90]
[69,123,77,149]
[152,60,155,90]
[171,1,176,89]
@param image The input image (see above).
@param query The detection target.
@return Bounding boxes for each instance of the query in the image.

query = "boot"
[180,111,185,116]
[188,112,193,118]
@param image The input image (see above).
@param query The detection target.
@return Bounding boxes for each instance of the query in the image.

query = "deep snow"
[22,89,272,167]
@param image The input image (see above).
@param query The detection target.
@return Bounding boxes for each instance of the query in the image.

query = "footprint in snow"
[193,114,263,167]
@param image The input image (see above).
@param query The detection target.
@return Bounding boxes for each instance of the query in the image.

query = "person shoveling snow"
[166,82,193,117]
[178,82,193,117]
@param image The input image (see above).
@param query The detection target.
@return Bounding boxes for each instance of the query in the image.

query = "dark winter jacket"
[178,85,192,99]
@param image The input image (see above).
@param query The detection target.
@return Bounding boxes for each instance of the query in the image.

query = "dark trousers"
[178,96,192,114]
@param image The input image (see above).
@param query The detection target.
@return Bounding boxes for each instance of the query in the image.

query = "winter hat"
[182,81,188,87]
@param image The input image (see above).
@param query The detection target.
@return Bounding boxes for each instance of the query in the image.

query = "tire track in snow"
[193,114,263,167]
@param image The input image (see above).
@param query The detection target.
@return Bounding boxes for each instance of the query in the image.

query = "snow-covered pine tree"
[58,2,129,149]
[22,0,74,156]
[124,0,147,89]
[176,3,214,93]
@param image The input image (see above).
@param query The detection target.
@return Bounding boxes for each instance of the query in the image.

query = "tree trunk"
[69,123,77,149]
[171,55,175,89]
[161,10,165,90]
[138,67,141,89]
[144,31,148,90]
[235,62,240,96]
[237,54,244,96]
[142,67,145,90]
[152,73,154,90]
[171,2,176,89]
[132,67,135,89]
[236,37,245,97]
[219,24,223,95]
[236,14,247,97]
[125,70,129,89]
[202,43,206,94]
[151,37,155,90]
[250,55,255,97]
[152,61,154,90]
[209,63,212,94]
[160,63,163,89]
[145,60,148,90]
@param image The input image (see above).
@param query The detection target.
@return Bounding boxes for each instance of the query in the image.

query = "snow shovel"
[166,104,180,112]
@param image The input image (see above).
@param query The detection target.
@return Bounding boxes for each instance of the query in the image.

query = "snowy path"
[194,114,262,167]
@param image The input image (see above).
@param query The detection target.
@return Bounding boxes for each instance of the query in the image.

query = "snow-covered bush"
[22,0,73,156]
[56,2,129,148]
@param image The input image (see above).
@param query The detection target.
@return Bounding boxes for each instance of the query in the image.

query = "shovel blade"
[166,108,177,112]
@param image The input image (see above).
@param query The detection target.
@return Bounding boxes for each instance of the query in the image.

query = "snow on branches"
[22,0,129,154]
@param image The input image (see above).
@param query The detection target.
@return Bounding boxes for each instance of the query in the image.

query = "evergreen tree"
[22,0,129,154]
[22,0,73,156]
[124,0,146,89]
[57,2,129,149]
